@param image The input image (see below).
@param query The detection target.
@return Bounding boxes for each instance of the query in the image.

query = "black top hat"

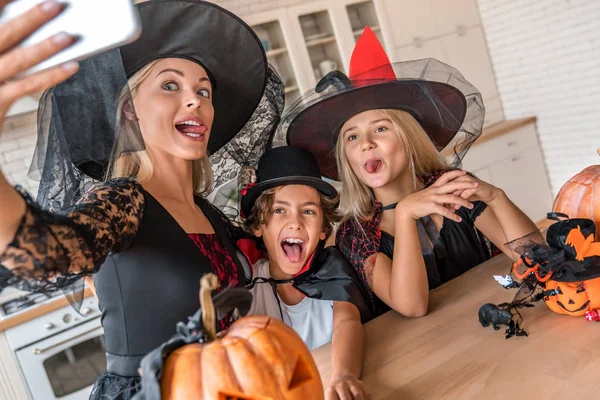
[240,147,338,217]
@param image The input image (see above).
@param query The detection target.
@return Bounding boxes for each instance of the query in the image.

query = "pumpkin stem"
[200,273,219,341]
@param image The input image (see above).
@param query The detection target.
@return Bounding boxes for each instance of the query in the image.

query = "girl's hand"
[447,172,502,204]
[326,375,371,400]
[395,170,477,223]
[0,0,79,122]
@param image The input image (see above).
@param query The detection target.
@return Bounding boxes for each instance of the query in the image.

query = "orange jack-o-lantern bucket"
[511,216,600,317]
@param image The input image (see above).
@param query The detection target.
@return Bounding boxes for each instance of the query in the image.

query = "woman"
[280,27,537,318]
[0,0,283,398]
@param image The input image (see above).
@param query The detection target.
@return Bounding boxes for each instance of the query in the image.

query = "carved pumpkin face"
[553,165,600,238]
[160,316,324,400]
[544,277,600,316]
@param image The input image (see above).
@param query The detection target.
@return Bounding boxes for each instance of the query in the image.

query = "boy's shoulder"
[251,258,270,278]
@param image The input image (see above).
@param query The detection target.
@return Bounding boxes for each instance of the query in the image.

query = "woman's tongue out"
[365,159,382,174]
[282,241,303,263]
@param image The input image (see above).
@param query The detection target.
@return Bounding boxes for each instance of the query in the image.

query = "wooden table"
[312,255,600,399]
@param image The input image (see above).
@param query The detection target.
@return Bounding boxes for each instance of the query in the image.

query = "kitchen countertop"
[311,252,599,399]
[0,288,94,332]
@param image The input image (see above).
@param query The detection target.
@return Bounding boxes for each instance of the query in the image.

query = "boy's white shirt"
[248,258,334,350]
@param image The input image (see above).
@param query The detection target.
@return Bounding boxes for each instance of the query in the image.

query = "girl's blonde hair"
[107,60,213,195]
[336,109,447,221]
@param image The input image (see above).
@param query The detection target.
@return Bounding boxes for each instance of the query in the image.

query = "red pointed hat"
[282,27,483,180]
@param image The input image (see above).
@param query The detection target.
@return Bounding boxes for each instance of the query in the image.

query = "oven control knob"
[81,307,92,316]
[62,313,72,323]
[44,322,55,330]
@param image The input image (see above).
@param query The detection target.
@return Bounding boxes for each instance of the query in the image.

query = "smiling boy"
[241,146,371,400]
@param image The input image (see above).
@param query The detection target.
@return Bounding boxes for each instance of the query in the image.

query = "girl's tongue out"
[365,159,382,173]
[282,242,303,263]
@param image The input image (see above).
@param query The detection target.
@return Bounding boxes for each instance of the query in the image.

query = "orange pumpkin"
[158,274,324,400]
[553,164,600,237]
[544,277,600,316]
[161,315,324,400]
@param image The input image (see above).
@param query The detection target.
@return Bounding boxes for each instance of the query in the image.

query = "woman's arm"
[0,1,79,251]
[327,301,370,400]
[1,180,144,292]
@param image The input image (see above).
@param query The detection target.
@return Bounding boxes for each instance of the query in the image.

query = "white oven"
[4,296,104,400]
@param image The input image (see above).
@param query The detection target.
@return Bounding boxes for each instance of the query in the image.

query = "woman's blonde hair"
[336,109,448,221]
[107,60,213,195]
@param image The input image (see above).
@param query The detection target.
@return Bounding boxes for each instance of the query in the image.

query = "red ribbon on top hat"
[240,182,256,196]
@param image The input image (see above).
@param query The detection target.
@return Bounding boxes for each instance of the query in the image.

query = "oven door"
[15,318,105,400]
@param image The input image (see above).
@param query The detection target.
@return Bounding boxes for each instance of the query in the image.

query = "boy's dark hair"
[244,187,341,239]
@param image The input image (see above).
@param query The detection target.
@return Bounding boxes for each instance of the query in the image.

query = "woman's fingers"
[0,62,78,104]
[0,0,65,54]
[430,169,468,187]
[0,31,77,82]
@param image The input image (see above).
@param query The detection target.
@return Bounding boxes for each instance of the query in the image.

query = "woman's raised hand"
[395,170,477,223]
[0,0,79,122]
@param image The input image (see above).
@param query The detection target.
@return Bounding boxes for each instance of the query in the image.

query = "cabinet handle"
[457,25,467,36]
[511,156,521,162]
[413,37,424,48]
[507,140,518,147]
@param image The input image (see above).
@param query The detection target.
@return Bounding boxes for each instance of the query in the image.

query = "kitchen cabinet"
[460,118,553,223]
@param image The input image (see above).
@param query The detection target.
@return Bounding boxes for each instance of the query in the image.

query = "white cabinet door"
[440,27,499,105]
[395,37,445,63]
[488,148,553,223]
[431,0,481,36]
[471,166,492,183]
[379,0,437,47]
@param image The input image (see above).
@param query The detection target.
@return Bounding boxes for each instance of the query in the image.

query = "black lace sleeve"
[0,178,144,293]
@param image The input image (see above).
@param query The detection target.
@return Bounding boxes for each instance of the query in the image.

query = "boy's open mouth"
[281,237,305,263]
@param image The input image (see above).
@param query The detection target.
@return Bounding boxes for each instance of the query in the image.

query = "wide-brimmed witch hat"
[240,146,338,217]
[31,0,281,212]
[277,26,484,180]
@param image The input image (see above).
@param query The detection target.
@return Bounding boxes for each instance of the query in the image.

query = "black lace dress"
[0,178,246,399]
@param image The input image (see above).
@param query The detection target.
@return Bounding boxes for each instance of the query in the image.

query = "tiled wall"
[0,113,39,197]
[477,0,600,195]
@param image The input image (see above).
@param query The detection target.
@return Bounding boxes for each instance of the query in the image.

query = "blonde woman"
[0,1,281,398]
[282,28,536,319]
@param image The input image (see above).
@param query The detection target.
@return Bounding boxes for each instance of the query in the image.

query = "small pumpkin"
[160,275,324,400]
[553,164,600,238]
[544,278,600,316]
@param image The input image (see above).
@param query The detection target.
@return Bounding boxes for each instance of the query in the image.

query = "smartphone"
[0,0,142,77]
